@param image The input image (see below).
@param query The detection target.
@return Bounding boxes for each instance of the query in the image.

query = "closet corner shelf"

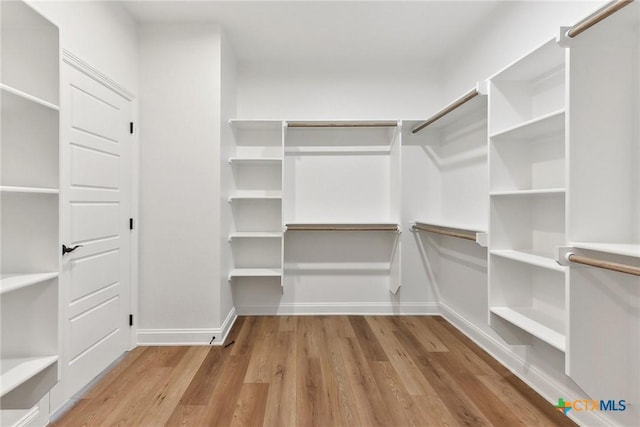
[0,273,58,295]
[0,185,59,195]
[284,145,390,154]
[285,223,399,232]
[0,355,59,397]
[570,242,640,259]
[229,119,282,130]
[490,250,565,272]
[286,120,398,128]
[413,221,487,245]
[228,191,282,201]
[490,188,565,197]
[228,268,282,280]
[228,157,282,164]
[0,83,60,111]
[490,307,565,352]
[228,232,282,240]
[489,109,565,141]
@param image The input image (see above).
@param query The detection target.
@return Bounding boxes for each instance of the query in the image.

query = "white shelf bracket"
[556,246,574,267]
[476,80,489,96]
[557,26,573,48]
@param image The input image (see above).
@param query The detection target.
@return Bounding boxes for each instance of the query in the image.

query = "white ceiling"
[121,1,506,62]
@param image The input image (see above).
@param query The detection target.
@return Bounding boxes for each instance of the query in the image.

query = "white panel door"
[59,64,131,400]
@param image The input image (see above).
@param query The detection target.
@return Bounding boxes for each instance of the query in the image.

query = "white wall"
[441,0,605,101]
[138,24,223,341]
[237,59,442,120]
[30,0,138,92]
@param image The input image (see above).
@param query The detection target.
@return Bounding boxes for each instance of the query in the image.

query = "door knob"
[62,244,83,255]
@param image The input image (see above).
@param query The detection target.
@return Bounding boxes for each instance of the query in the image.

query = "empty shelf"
[490,307,565,352]
[1,84,59,111]
[229,119,282,130]
[228,268,282,280]
[0,356,58,397]
[490,250,566,272]
[570,242,640,259]
[228,157,282,164]
[0,273,58,295]
[286,223,399,231]
[490,109,565,140]
[229,232,282,239]
[490,188,565,197]
[228,191,282,201]
[0,185,59,194]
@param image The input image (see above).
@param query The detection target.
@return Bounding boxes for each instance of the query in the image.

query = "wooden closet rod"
[567,0,633,38]
[567,253,640,276]
[286,223,399,231]
[287,121,397,128]
[412,88,479,134]
[412,223,476,241]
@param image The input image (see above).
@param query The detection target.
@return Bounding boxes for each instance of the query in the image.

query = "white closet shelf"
[490,38,564,83]
[228,268,282,280]
[0,83,60,111]
[413,221,487,246]
[228,191,282,201]
[0,273,58,295]
[0,185,59,194]
[284,146,391,154]
[491,250,565,272]
[228,157,282,164]
[490,307,565,352]
[287,120,397,128]
[0,356,58,397]
[229,119,282,130]
[490,109,565,140]
[570,242,640,259]
[285,223,399,232]
[490,188,565,197]
[229,232,282,239]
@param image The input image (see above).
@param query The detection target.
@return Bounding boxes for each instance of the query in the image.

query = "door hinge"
[129,314,134,327]
[129,218,134,230]
[130,122,134,134]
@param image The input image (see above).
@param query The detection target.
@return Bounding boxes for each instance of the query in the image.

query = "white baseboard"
[137,307,237,346]
[235,302,439,316]
[439,302,612,427]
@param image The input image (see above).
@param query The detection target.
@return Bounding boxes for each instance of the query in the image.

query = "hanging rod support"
[412,88,479,134]
[567,0,633,38]
[565,252,640,276]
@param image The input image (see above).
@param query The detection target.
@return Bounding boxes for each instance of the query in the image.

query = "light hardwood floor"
[50,316,576,426]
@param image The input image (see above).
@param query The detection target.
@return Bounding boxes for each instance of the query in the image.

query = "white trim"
[439,302,612,427]
[11,406,40,427]
[137,307,238,346]
[62,50,135,101]
[235,302,439,316]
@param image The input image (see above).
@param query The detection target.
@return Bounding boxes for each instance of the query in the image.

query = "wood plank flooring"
[50,316,576,426]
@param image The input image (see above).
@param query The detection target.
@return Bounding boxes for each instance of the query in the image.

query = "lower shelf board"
[490,306,566,352]
[0,273,58,295]
[228,268,282,280]
[0,356,58,397]
[490,250,566,272]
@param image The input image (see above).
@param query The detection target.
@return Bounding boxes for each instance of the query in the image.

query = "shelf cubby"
[490,192,565,259]
[1,1,59,105]
[489,254,566,351]
[489,39,565,136]
[490,111,565,193]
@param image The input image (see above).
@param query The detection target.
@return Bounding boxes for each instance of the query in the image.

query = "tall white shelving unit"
[0,0,60,410]
[487,38,569,353]
[558,2,640,424]
[282,121,402,293]
[227,120,284,285]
